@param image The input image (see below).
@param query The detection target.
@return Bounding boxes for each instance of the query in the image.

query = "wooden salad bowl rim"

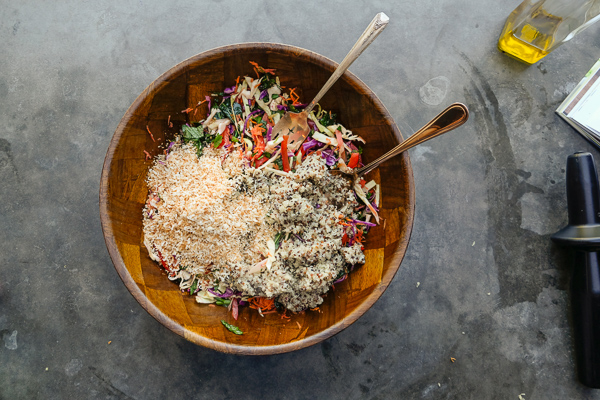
[99,42,415,355]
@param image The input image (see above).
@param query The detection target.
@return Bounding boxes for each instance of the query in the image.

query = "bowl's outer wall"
[99,43,415,355]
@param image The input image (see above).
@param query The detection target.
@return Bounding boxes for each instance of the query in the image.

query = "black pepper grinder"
[552,152,600,388]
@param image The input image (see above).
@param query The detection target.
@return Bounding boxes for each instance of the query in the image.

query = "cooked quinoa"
[143,142,365,311]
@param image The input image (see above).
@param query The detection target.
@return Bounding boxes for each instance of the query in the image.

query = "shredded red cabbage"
[302,138,320,152]
[321,149,337,166]
[266,125,273,142]
[371,201,379,212]
[205,95,211,116]
[207,288,234,298]
[293,233,306,243]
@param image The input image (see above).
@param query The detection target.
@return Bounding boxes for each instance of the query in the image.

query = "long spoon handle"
[305,12,389,115]
[357,103,470,176]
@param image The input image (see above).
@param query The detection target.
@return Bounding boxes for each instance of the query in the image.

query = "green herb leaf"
[190,279,198,294]
[232,102,243,116]
[319,111,337,127]
[213,135,223,148]
[181,125,212,157]
[182,125,204,140]
[274,157,284,170]
[259,75,277,91]
[218,106,231,121]
[274,232,284,249]
[221,320,243,335]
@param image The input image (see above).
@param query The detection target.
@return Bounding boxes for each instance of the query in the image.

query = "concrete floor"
[2,0,600,398]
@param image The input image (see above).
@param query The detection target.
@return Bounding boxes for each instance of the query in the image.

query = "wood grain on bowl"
[99,43,415,355]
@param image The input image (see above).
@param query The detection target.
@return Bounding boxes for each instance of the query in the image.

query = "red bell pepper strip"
[220,125,232,149]
[348,152,360,169]
[335,130,345,162]
[254,154,269,168]
[281,135,290,172]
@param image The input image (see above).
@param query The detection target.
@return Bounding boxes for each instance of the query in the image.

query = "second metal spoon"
[353,102,469,177]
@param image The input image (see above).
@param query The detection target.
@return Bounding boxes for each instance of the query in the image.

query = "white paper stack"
[556,58,600,148]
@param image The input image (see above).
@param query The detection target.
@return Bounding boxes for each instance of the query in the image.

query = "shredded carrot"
[249,61,276,76]
[146,125,155,142]
[143,150,151,160]
[355,229,364,243]
[296,321,302,329]
[167,115,173,128]
[287,88,302,106]
[251,124,266,163]
[280,309,291,319]
[248,297,276,312]
[251,124,265,136]
[181,107,193,114]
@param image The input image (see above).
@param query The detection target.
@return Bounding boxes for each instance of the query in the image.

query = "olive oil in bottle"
[498,2,561,64]
[498,0,600,64]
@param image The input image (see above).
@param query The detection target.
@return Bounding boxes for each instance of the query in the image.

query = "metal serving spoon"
[334,102,470,178]
[269,12,389,151]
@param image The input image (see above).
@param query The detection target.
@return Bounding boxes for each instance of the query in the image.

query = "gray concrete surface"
[2,0,600,398]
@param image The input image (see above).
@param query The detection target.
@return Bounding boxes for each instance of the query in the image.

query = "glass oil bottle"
[498,0,600,64]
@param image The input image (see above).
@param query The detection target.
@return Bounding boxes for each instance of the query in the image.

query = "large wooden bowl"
[100,43,415,355]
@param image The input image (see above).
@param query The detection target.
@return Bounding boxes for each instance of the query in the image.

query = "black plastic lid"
[552,152,600,249]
